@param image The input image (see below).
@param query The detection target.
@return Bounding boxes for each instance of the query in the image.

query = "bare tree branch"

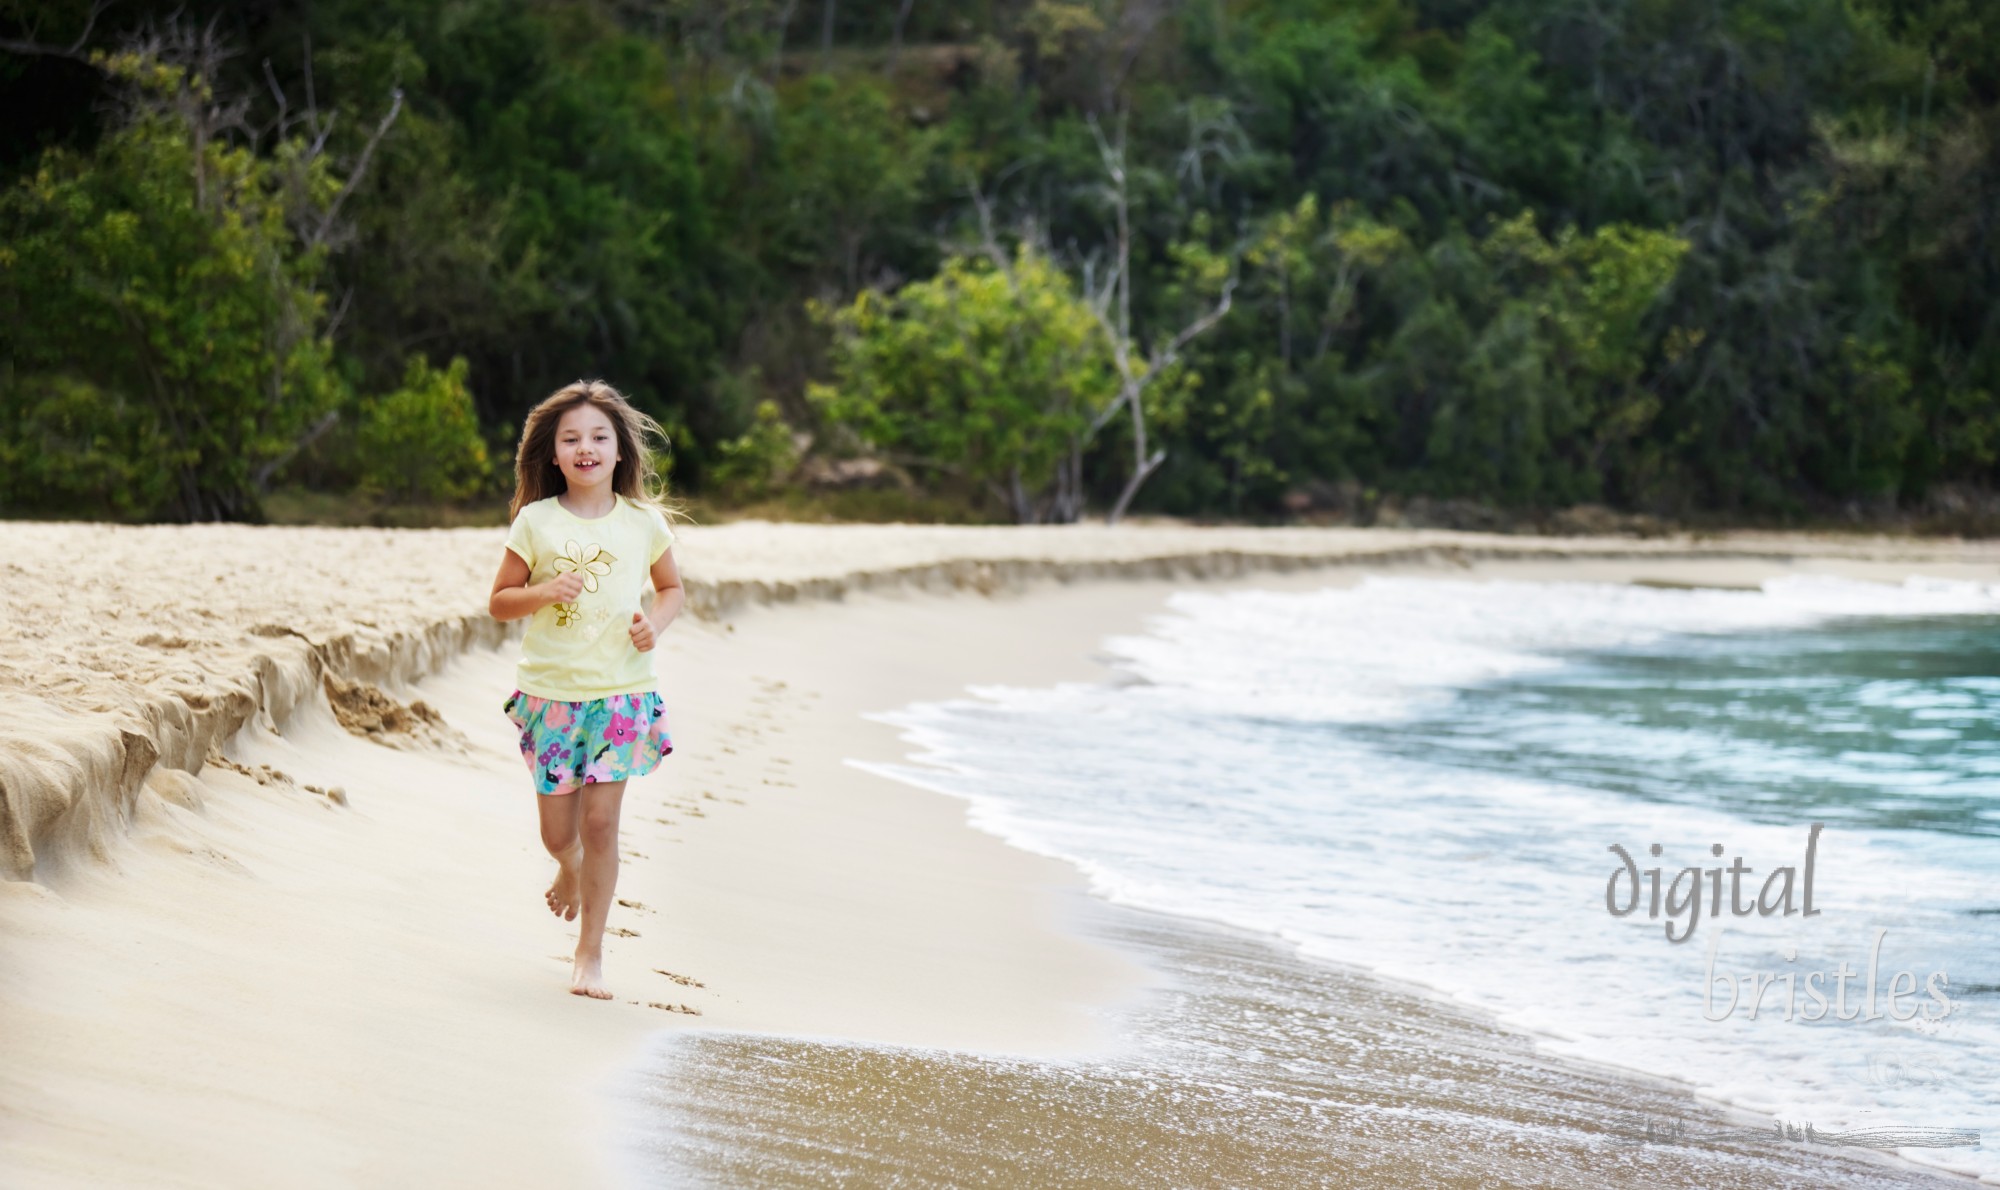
[323,285,356,342]
[769,0,798,81]
[1101,0,1171,113]
[307,87,403,250]
[889,0,916,68]
[0,0,113,61]
[1084,111,1131,342]
[961,169,1020,283]
[1081,107,1239,524]
[1160,272,1237,363]
[261,56,290,136]
[252,410,340,489]
[1106,447,1165,523]
[947,159,1034,282]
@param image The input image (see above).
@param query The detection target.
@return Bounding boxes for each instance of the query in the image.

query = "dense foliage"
[1,0,1993,523]
[811,247,1119,521]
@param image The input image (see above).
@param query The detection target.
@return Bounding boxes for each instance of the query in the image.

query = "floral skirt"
[502,690,673,796]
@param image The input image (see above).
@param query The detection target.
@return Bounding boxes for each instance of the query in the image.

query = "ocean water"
[843,574,1999,1182]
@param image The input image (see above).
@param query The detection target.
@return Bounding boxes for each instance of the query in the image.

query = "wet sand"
[622,900,1965,1188]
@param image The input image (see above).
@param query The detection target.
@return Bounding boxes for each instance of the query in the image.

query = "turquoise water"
[1362,616,2000,837]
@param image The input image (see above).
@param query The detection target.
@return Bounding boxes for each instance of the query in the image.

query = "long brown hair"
[508,379,684,522]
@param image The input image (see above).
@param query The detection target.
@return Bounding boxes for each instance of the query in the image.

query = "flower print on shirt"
[551,540,616,592]
[547,540,616,630]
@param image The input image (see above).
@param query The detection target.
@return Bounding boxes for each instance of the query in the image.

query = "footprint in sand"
[653,968,706,988]
[616,898,654,913]
[648,1002,702,1015]
[608,926,640,938]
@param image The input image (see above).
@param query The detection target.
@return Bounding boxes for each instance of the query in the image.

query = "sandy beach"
[2,521,1995,1187]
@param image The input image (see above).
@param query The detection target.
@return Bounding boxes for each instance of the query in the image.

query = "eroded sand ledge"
[5,520,1995,885]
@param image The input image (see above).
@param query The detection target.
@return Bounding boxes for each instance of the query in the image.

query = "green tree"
[708,398,802,501]
[1378,215,1688,505]
[768,74,936,292]
[0,50,345,521]
[809,246,1118,522]
[354,355,491,504]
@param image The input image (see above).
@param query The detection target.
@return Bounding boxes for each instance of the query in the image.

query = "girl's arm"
[490,548,583,622]
[646,549,684,633]
[628,550,684,652]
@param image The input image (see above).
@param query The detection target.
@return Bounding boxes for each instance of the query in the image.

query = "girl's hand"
[492,550,614,623]
[543,573,586,604]
[628,612,657,652]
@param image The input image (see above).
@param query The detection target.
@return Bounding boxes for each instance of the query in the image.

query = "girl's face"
[552,403,620,492]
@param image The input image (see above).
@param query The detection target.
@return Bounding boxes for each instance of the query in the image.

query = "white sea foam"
[856,575,2000,1181]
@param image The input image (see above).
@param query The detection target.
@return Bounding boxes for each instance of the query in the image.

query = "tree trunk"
[1278,271,1291,371]
[1052,438,1083,522]
[889,0,916,69]
[1083,109,1234,526]
[1008,463,1034,524]
[770,0,797,81]
[1108,370,1155,525]
[1108,448,1165,525]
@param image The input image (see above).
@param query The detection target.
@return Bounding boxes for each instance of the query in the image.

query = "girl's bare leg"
[569,778,628,999]
[535,791,584,921]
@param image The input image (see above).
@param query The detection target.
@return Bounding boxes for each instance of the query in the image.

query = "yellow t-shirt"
[503,495,676,701]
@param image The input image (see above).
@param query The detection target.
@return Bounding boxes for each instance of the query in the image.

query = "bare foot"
[570,952,612,1000]
[545,843,582,921]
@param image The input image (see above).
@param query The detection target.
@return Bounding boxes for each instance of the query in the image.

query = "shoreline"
[620,897,1977,1188]
[2,524,1993,1185]
[667,555,1982,1188]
